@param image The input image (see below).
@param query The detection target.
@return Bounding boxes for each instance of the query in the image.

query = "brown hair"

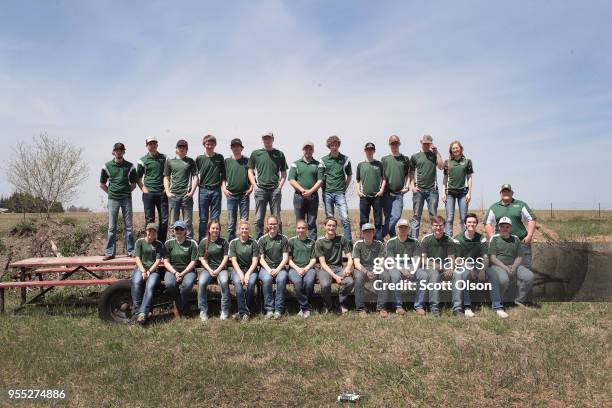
[448,140,464,160]
[264,215,281,234]
[323,216,338,226]
[431,216,445,225]
[326,135,341,148]
[204,220,221,258]
[295,219,308,229]
[464,213,478,223]
[203,134,217,145]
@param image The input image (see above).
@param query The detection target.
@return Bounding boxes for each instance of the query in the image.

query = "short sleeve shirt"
[164,238,198,272]
[100,159,137,200]
[315,236,352,267]
[288,236,316,268]
[248,148,288,189]
[352,239,385,268]
[229,238,261,269]
[488,234,523,266]
[198,237,229,269]
[134,238,165,271]
[258,234,289,268]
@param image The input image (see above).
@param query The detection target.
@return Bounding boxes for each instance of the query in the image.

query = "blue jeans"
[323,192,352,241]
[316,265,355,311]
[198,269,230,314]
[426,268,464,311]
[168,195,194,240]
[254,187,282,239]
[226,193,250,242]
[142,192,169,243]
[293,192,319,241]
[410,190,439,239]
[131,267,163,315]
[353,269,386,311]
[444,191,468,237]
[164,270,197,313]
[259,268,288,313]
[231,269,259,316]
[377,268,404,310]
[287,268,316,311]
[382,192,404,238]
[105,197,134,256]
[487,265,534,309]
[411,269,429,310]
[198,186,222,242]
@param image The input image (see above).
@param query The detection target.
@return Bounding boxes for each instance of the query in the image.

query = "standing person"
[197,220,230,322]
[453,213,488,318]
[196,134,226,242]
[487,217,534,314]
[381,135,411,239]
[352,224,386,317]
[257,215,289,319]
[356,142,386,241]
[288,141,324,241]
[100,142,137,260]
[229,220,260,321]
[163,140,198,240]
[223,138,253,242]
[409,134,444,239]
[287,220,317,318]
[131,223,165,325]
[384,219,428,315]
[320,135,353,242]
[163,220,199,316]
[315,217,354,314]
[442,140,473,236]
[485,184,537,268]
[248,132,288,239]
[137,136,169,242]
[420,216,459,317]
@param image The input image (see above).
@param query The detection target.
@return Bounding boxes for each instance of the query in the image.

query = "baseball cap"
[388,135,401,145]
[397,218,410,228]
[364,142,376,150]
[302,141,314,149]
[361,223,375,231]
[176,140,188,148]
[113,142,125,151]
[500,184,513,192]
[498,217,512,225]
[145,223,159,231]
[230,138,243,147]
[145,136,158,144]
[421,134,433,143]
[262,131,274,139]
[173,220,187,230]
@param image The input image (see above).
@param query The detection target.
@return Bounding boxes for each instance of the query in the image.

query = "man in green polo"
[485,184,537,268]
[196,134,226,242]
[163,139,198,240]
[288,141,324,241]
[100,142,137,260]
[248,132,288,239]
[356,142,386,241]
[137,136,168,242]
[381,135,411,238]
[222,138,253,242]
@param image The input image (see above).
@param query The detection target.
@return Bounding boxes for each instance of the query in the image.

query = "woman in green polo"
[197,220,229,322]
[441,141,473,236]
[229,220,260,321]
[257,215,289,319]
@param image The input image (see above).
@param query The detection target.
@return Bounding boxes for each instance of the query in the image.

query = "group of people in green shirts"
[99,132,537,324]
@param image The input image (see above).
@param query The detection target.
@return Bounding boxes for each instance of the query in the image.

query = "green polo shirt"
[196,153,226,188]
[444,156,473,194]
[356,160,384,197]
[134,238,165,271]
[163,156,197,196]
[410,151,438,191]
[164,238,198,272]
[288,236,316,268]
[352,239,384,268]
[488,234,523,266]
[385,236,420,258]
[137,152,167,193]
[100,159,137,200]
[320,153,352,193]
[453,232,487,260]
[258,234,289,268]
[381,154,410,193]
[198,237,229,269]
[229,238,260,269]
[224,156,250,194]
[315,236,352,267]
[485,199,537,240]
[420,233,456,261]
[288,157,324,190]
[248,148,288,189]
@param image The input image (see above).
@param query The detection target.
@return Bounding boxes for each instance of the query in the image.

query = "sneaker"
[199,311,208,322]
[452,310,465,317]
[431,308,441,317]
[136,313,146,325]
[395,307,406,315]
[302,310,311,318]
[232,312,241,320]
[265,310,274,319]
[495,309,509,319]
[102,254,114,261]
[358,310,368,318]
[127,252,135,257]
[379,310,389,318]
[340,306,349,315]
[220,311,229,321]
[241,314,250,323]
[273,311,282,320]
[464,308,475,318]
[415,308,426,316]
[297,310,304,317]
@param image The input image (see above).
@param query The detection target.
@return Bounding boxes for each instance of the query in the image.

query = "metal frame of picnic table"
[7,256,135,307]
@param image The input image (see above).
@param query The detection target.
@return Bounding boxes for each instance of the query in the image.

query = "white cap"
[145,136,158,144]
[498,216,512,225]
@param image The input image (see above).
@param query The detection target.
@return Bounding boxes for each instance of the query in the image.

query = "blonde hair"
[448,140,464,160]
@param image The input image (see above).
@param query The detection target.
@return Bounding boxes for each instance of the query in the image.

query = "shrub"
[57,226,95,256]
[10,220,37,236]
[60,216,78,226]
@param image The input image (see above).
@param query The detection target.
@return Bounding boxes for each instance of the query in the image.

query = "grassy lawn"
[0,302,609,407]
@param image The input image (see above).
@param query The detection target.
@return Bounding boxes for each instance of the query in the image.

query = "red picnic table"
[2,256,136,313]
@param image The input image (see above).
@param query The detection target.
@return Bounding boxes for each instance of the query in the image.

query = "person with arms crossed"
[196,134,226,242]
[229,220,261,322]
[223,138,252,242]
[442,140,473,236]
[197,220,230,322]
[100,142,137,260]
[381,135,411,239]
[287,220,318,318]
[356,142,386,241]
[137,136,168,242]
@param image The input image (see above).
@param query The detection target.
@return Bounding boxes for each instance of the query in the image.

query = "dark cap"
[364,142,375,150]
[113,142,125,151]
[176,139,188,148]
[500,183,513,192]
[230,138,243,147]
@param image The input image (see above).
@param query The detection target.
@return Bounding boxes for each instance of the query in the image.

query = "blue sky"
[1,1,611,211]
